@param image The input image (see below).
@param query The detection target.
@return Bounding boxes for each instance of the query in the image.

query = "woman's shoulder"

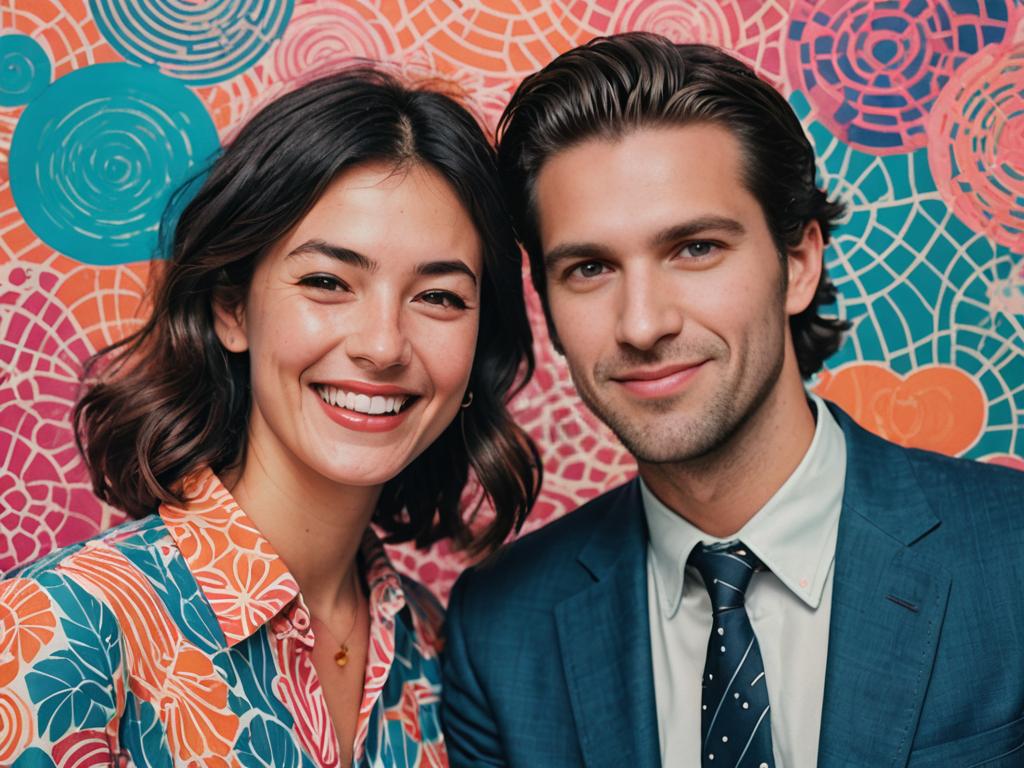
[5,515,170,582]
[0,527,152,756]
[1,514,190,661]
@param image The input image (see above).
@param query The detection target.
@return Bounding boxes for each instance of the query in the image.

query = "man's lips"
[611,361,707,398]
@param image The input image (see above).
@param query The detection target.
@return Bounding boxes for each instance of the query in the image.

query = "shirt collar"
[159,467,407,647]
[642,393,847,619]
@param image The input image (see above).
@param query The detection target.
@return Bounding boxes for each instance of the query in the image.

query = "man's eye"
[680,242,717,258]
[419,290,467,310]
[300,274,346,291]
[571,261,607,279]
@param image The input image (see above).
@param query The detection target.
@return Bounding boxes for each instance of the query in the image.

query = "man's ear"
[785,220,824,316]
[212,290,248,353]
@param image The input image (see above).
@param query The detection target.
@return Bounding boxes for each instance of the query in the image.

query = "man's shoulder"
[839,410,1023,547]
[452,480,638,610]
[902,444,1023,526]
[833,402,1022,526]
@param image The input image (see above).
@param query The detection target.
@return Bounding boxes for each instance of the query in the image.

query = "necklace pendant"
[334,645,349,668]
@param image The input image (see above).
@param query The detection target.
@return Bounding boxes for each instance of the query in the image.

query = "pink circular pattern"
[378,50,509,135]
[268,0,399,86]
[929,40,1024,251]
[611,0,791,83]
[50,730,114,767]
[0,263,123,572]
[983,454,1024,471]
[786,0,1013,153]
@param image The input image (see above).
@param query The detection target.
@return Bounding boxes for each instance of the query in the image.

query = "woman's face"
[215,161,482,490]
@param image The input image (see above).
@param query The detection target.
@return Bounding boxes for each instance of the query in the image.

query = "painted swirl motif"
[378,0,601,78]
[786,0,1012,153]
[0,689,33,762]
[3,0,111,80]
[269,0,398,85]
[610,0,791,82]
[0,34,51,107]
[928,40,1024,251]
[1,0,1023,599]
[88,0,293,85]
[8,63,219,266]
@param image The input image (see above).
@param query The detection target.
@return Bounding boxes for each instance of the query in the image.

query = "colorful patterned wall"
[2,0,1022,597]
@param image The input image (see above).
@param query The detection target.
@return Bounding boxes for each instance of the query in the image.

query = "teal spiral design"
[90,0,294,85]
[9,63,219,266]
[0,34,52,107]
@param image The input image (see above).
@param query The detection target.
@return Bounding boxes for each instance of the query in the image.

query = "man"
[441,33,1024,768]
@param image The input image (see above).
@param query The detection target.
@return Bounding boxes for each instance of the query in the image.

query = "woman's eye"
[419,290,467,310]
[300,274,347,292]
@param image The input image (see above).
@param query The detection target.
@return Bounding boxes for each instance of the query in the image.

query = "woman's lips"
[316,391,414,433]
[613,362,706,399]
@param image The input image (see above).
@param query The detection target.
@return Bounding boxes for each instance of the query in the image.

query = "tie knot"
[688,541,761,613]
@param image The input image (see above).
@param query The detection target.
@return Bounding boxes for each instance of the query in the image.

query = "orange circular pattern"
[0,578,57,688]
[379,0,602,78]
[815,363,986,456]
[0,689,33,762]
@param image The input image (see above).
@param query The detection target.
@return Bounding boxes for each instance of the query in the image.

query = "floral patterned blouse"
[0,469,448,767]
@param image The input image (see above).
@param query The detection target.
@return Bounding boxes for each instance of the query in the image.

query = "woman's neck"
[222,445,382,619]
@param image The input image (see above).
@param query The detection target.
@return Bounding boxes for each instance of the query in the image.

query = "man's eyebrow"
[416,260,478,286]
[542,216,747,272]
[650,216,746,248]
[286,239,377,272]
[543,243,611,272]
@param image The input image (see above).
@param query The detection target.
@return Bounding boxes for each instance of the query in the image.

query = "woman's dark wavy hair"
[74,68,541,555]
[497,33,850,379]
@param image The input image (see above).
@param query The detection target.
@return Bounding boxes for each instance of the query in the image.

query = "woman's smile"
[314,381,419,433]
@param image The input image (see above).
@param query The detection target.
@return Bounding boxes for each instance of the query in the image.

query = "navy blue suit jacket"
[442,405,1024,767]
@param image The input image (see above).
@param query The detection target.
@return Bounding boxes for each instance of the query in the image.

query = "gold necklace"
[311,570,363,668]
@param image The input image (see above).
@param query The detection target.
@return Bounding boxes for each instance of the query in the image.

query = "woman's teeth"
[316,385,409,415]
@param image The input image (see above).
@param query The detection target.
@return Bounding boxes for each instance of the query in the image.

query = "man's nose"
[614,267,684,351]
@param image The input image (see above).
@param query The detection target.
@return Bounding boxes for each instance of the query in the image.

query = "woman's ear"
[212,292,248,353]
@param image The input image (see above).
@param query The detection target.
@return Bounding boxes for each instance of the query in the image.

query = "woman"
[0,69,539,766]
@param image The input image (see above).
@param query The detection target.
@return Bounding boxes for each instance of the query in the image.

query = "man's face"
[535,124,810,465]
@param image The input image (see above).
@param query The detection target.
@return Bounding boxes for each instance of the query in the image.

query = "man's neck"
[638,380,817,539]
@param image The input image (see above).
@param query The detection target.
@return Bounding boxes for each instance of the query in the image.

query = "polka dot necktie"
[688,541,775,768]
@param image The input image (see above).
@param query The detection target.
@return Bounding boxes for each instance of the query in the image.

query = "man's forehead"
[532,124,755,242]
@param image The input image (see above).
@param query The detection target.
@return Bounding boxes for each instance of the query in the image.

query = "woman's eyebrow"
[416,260,478,286]
[286,239,377,272]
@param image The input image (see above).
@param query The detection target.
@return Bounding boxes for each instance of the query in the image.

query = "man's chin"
[601,417,710,465]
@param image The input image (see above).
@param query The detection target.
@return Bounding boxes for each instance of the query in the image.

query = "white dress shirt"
[643,394,847,768]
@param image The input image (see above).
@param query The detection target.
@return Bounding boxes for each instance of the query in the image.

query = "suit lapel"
[554,480,661,768]
[818,407,951,768]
